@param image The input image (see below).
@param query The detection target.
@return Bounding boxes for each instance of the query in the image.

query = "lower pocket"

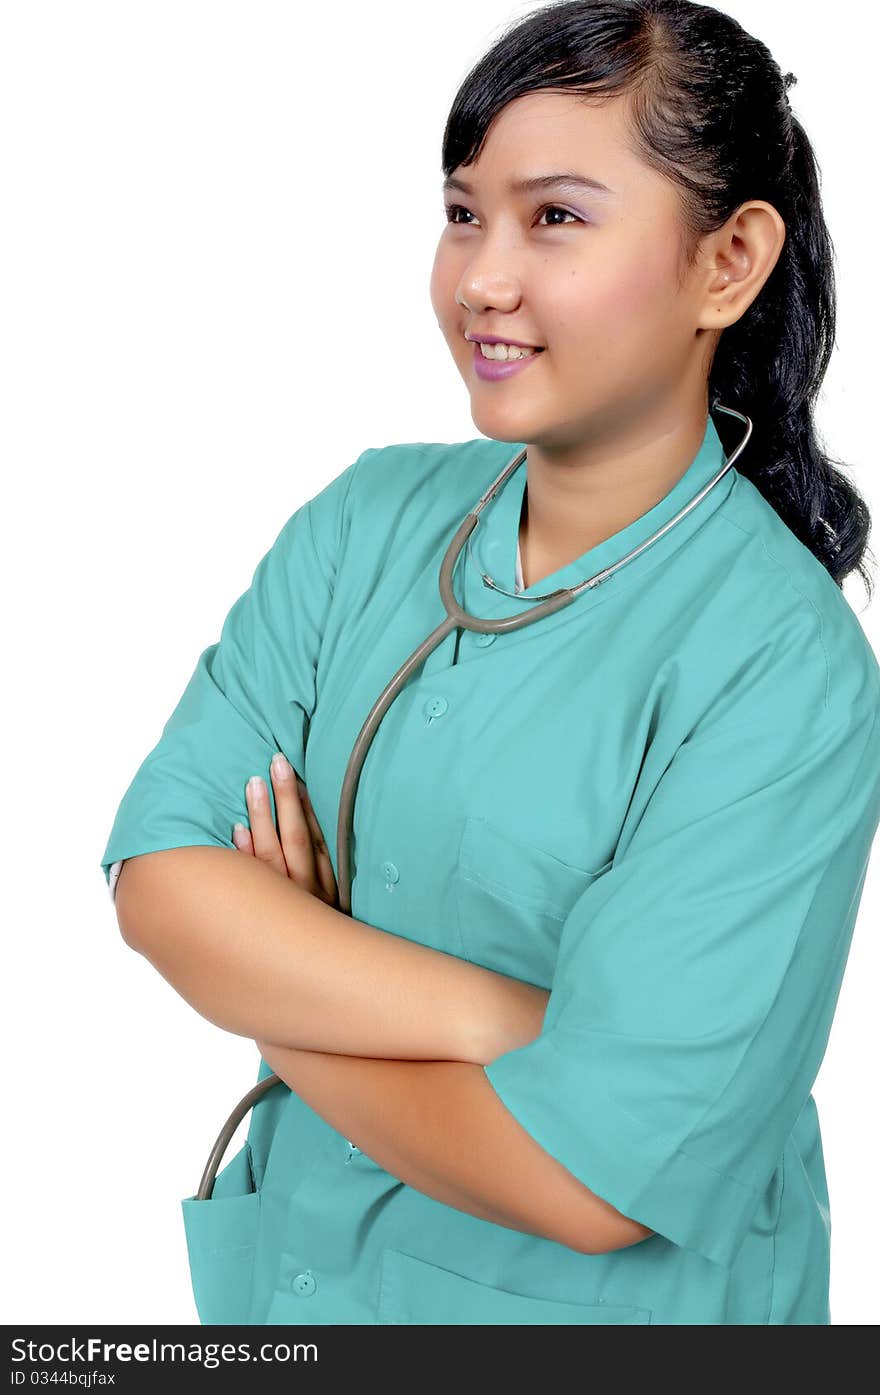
[377,1248,652,1324]
[180,1140,260,1325]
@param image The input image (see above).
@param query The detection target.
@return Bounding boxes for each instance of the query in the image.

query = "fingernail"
[247,775,266,800]
[271,752,292,780]
[232,823,248,846]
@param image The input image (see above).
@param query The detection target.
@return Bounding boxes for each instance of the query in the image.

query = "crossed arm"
[115,842,653,1256]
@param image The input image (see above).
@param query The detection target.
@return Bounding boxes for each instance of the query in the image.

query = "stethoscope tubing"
[193,402,752,1199]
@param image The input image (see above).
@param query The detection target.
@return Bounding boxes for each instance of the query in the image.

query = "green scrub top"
[101,413,880,1326]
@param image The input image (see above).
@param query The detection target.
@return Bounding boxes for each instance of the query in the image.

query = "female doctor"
[103,0,880,1325]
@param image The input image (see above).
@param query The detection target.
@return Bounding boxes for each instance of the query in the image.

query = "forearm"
[255,1037,654,1256]
[115,846,547,1064]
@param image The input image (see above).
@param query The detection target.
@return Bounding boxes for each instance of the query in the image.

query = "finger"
[297,779,339,905]
[245,775,288,879]
[269,752,320,889]
[232,822,255,854]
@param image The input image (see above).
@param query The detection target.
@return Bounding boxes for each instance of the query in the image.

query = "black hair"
[441,0,874,599]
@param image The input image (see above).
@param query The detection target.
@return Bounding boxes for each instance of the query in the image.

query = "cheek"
[429,245,459,324]
[611,245,681,321]
[548,241,681,355]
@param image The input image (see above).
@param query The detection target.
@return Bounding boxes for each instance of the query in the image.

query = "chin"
[468,401,546,442]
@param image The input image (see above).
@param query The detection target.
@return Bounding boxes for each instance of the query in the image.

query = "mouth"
[471,341,545,381]
[468,339,546,361]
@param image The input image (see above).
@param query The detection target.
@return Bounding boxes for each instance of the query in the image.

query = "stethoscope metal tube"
[193,402,752,1200]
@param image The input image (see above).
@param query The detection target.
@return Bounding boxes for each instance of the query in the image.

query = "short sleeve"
[99,452,365,894]
[482,616,880,1270]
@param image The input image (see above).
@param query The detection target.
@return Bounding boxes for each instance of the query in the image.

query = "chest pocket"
[454,816,611,988]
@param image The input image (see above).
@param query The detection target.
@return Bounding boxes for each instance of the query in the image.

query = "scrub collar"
[464,412,735,622]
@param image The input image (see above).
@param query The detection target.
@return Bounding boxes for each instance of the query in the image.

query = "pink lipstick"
[472,342,545,381]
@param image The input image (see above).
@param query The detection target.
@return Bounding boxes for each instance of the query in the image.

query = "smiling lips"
[472,340,545,380]
[476,343,543,360]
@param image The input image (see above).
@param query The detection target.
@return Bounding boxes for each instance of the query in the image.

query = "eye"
[537,204,582,227]
[443,203,474,226]
[443,202,585,228]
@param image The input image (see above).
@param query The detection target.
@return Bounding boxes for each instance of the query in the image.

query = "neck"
[517,407,710,588]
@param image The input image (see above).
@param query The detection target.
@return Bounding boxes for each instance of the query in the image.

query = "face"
[430,90,718,457]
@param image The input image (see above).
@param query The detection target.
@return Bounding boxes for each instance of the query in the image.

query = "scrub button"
[423,695,448,718]
[475,631,496,646]
[292,1271,316,1296]
[381,860,399,884]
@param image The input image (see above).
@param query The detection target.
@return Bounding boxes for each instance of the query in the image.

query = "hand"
[232,752,340,908]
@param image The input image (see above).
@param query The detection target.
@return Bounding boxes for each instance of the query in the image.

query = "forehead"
[448,90,662,204]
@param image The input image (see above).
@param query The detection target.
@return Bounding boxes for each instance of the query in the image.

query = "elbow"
[113,844,245,953]
[478,1076,656,1257]
[589,1216,656,1255]
[504,1163,656,1257]
[574,1209,656,1256]
[113,848,197,952]
[546,1172,656,1256]
[114,858,151,952]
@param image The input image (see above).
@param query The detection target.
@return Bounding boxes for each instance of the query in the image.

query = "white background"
[2,0,877,1325]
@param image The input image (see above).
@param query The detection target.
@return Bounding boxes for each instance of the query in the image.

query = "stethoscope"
[192,401,753,1200]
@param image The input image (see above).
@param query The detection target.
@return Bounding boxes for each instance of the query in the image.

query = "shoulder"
[706,470,880,721]
[345,437,515,515]
[317,437,519,567]
[270,436,517,596]
[275,438,505,558]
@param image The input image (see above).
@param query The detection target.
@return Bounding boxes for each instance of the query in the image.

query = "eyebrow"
[442,171,615,197]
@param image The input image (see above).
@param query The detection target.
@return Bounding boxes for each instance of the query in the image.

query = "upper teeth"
[477,342,538,360]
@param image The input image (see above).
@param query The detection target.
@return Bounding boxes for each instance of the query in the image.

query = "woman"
[102,0,880,1325]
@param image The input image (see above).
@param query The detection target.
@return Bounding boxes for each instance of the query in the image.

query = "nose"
[453,227,527,317]
[456,274,523,318]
